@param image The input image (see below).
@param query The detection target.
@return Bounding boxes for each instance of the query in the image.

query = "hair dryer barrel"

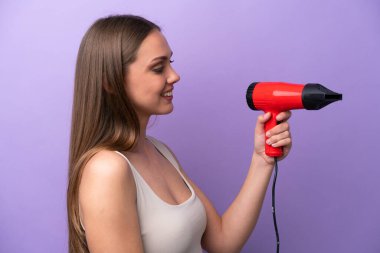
[246,82,342,157]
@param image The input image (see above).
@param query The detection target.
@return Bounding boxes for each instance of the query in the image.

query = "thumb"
[255,112,271,135]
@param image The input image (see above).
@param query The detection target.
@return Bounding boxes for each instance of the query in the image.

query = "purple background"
[1,0,379,252]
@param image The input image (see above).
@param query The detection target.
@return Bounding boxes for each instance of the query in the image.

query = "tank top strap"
[113,151,141,180]
[146,136,182,174]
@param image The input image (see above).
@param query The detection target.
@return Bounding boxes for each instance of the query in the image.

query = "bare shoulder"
[79,149,144,252]
[79,149,136,206]
[79,149,136,211]
[82,150,131,179]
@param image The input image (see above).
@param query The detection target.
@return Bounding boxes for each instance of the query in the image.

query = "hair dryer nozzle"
[302,83,343,110]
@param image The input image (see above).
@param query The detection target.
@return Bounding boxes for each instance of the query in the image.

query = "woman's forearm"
[220,153,274,252]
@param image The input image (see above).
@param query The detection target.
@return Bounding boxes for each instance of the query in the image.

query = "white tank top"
[80,136,207,253]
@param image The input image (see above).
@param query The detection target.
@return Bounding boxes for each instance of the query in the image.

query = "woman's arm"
[79,150,144,253]
[163,111,292,253]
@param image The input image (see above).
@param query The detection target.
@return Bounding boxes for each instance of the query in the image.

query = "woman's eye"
[152,60,174,74]
[153,66,164,74]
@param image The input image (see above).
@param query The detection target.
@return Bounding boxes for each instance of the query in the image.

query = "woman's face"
[124,30,180,118]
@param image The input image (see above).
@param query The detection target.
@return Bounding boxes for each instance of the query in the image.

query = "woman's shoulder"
[85,149,130,174]
[80,149,134,192]
[78,149,140,249]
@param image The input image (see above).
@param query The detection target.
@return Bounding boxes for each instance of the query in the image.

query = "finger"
[266,122,290,137]
[276,111,292,122]
[255,112,272,134]
[271,137,292,148]
[258,112,271,124]
[266,131,290,145]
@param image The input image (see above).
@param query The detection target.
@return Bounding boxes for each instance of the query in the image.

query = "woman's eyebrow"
[150,51,173,63]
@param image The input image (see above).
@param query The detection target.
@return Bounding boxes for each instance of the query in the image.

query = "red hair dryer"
[246,82,342,157]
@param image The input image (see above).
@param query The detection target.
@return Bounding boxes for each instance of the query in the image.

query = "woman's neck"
[130,114,150,153]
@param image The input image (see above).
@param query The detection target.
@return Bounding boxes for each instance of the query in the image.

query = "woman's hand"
[253,111,292,165]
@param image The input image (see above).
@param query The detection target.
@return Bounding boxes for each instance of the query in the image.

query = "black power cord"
[272,157,280,253]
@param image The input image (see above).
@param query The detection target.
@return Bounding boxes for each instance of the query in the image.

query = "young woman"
[67,15,292,253]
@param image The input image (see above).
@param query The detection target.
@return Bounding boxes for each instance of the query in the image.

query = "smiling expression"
[124,30,180,118]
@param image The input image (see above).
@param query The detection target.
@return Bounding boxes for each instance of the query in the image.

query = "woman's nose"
[167,67,180,85]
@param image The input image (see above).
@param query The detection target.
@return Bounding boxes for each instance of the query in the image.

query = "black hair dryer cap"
[302,83,342,110]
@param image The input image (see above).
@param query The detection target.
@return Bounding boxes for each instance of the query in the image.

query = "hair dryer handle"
[264,111,283,157]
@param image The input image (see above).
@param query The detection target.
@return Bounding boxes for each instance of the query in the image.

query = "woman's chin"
[155,105,174,115]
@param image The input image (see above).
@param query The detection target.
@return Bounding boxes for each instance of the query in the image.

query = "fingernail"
[266,131,271,137]
[266,139,272,145]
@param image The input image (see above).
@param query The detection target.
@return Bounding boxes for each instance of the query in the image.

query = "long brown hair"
[67,15,160,253]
